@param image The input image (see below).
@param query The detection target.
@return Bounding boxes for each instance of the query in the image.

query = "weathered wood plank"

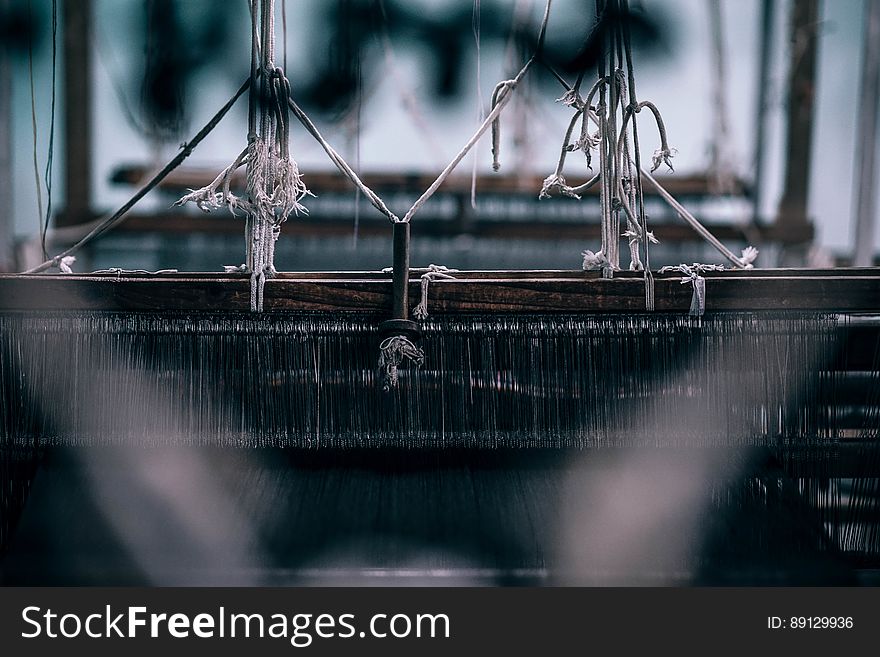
[111,166,751,198]
[2,270,880,313]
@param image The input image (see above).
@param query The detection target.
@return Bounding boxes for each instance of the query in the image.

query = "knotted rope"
[57,255,75,274]
[412,264,459,319]
[176,0,311,311]
[378,336,424,392]
[536,0,758,307]
[659,263,725,317]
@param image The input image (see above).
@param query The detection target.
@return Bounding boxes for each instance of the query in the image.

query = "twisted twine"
[659,263,725,317]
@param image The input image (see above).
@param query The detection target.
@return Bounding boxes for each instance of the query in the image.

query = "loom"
[2,269,880,583]
[4,0,880,584]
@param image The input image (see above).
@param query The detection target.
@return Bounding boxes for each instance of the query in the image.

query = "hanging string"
[42,0,58,261]
[470,0,483,209]
[620,0,655,309]
[30,0,549,273]
[176,0,310,311]
[707,0,737,194]
[352,53,362,248]
[282,0,288,73]
[412,264,458,319]
[659,263,725,317]
[27,0,45,259]
[538,0,758,289]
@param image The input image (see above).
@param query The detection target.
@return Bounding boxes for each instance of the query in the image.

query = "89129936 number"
[789,617,853,629]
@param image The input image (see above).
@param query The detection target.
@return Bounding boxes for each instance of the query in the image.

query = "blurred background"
[0,0,876,273]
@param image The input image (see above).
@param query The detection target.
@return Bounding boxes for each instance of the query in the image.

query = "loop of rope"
[536,0,758,310]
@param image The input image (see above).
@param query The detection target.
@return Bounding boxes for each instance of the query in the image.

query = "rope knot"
[412,264,458,319]
[581,249,609,271]
[57,255,76,274]
[556,88,584,110]
[651,147,677,173]
[659,263,725,317]
[740,246,759,268]
[379,335,424,392]
[539,173,581,200]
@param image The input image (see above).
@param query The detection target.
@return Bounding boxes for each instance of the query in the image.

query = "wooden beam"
[107,211,811,243]
[775,0,820,242]
[110,165,752,200]
[2,270,880,314]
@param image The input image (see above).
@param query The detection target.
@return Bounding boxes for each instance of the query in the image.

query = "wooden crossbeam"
[2,269,879,313]
[111,165,752,199]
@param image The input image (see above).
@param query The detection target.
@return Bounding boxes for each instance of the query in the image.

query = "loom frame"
[2,268,880,313]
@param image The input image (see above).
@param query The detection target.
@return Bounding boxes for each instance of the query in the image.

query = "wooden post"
[752,0,775,225]
[775,0,820,252]
[853,0,880,267]
[0,0,12,270]
[58,0,93,227]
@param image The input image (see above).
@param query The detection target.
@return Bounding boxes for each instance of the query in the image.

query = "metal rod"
[391,221,410,320]
[60,0,93,227]
[854,0,880,266]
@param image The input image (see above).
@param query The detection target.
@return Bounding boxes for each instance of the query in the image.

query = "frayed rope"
[659,263,725,317]
[412,264,458,320]
[379,335,424,392]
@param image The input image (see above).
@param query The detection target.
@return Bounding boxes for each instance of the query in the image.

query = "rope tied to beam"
[412,264,459,320]
[175,0,311,312]
[535,0,760,310]
[659,263,725,317]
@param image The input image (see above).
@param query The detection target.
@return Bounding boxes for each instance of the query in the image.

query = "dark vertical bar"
[775,0,819,244]
[853,0,880,266]
[0,0,12,270]
[391,221,410,320]
[59,0,93,227]
[752,0,775,224]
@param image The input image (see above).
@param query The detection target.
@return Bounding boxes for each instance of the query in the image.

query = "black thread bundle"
[1,311,878,581]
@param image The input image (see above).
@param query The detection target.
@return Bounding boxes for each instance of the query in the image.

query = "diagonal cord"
[23,78,251,274]
[402,0,553,224]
